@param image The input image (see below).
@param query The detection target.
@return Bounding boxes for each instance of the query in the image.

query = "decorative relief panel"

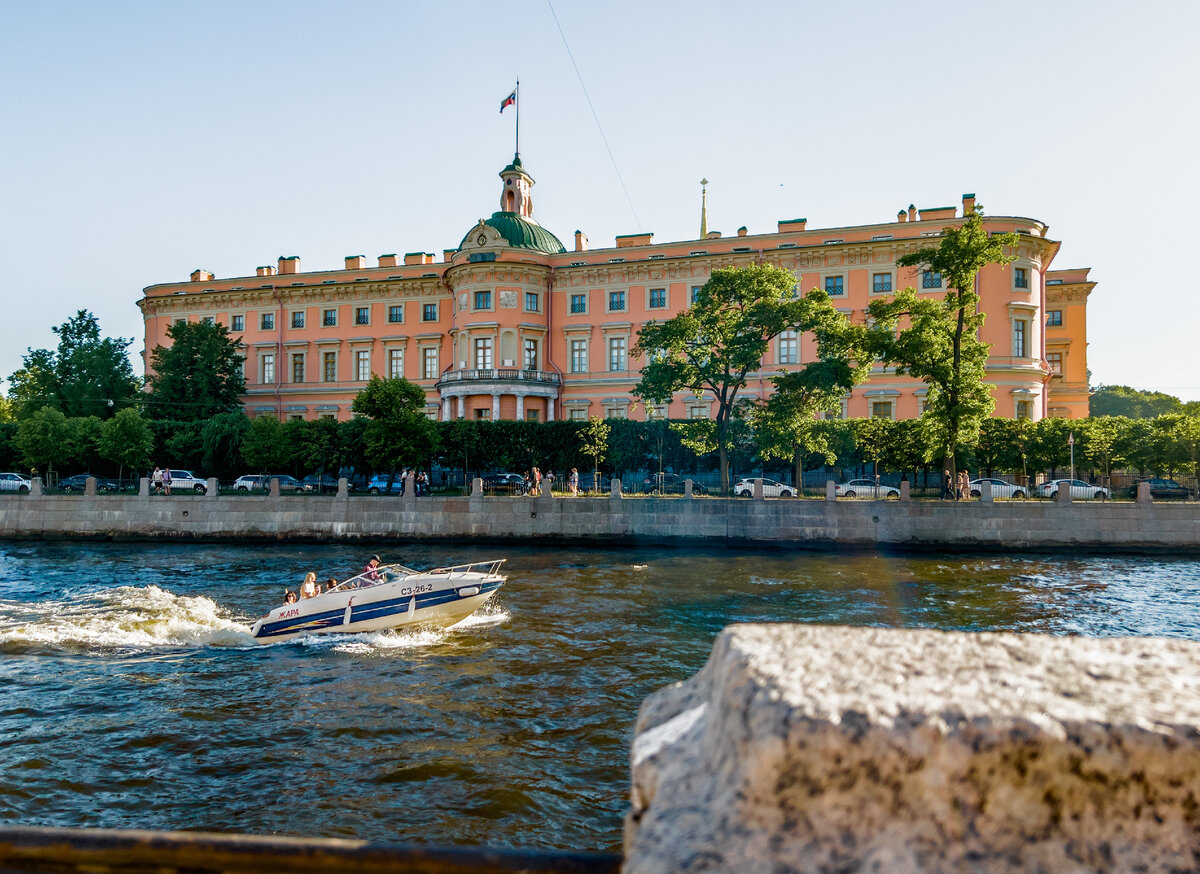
[458,293,467,312]
[499,291,518,309]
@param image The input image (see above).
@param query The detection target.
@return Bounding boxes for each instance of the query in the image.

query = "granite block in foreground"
[624,624,1200,874]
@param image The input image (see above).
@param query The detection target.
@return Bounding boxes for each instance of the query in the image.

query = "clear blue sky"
[2,0,1197,400]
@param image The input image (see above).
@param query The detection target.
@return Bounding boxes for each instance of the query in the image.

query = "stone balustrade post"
[337,477,349,499]
[269,477,280,498]
[899,481,910,502]
[31,477,43,497]
[471,477,484,498]
[610,478,623,500]
[825,480,836,501]
[206,477,218,497]
[139,477,149,498]
[980,480,993,503]
[1136,481,1152,504]
[84,476,96,496]
[403,473,416,503]
[1055,483,1072,504]
[684,479,694,499]
[753,478,764,500]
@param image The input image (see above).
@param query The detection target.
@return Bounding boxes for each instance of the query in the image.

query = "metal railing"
[436,368,561,387]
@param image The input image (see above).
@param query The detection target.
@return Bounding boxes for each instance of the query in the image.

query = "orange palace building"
[138,154,1093,423]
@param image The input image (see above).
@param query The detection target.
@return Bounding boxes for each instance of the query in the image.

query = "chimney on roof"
[256,265,276,277]
[897,210,907,223]
[962,192,976,215]
[190,269,213,282]
[907,204,917,222]
[278,256,299,275]
[378,254,398,268]
[574,230,588,252]
[345,255,367,270]
[737,226,748,237]
[443,249,456,263]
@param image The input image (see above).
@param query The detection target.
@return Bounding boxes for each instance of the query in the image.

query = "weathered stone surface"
[625,624,1200,874]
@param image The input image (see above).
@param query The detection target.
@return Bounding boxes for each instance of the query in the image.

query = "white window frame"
[570,339,588,374]
[354,350,371,381]
[422,347,439,379]
[474,337,493,370]
[608,337,627,372]
[778,330,798,365]
[388,348,404,379]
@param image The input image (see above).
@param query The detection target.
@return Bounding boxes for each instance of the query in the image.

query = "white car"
[969,478,1027,499]
[1037,479,1110,501]
[835,478,899,499]
[0,472,32,494]
[734,478,796,498]
[159,470,208,494]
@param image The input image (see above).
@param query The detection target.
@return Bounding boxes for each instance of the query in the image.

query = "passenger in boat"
[284,590,297,604]
[363,555,382,582]
[300,572,318,599]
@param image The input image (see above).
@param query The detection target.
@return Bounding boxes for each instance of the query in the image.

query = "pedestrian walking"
[958,470,970,501]
[152,466,163,494]
[941,469,952,500]
[569,468,579,497]
[162,467,172,496]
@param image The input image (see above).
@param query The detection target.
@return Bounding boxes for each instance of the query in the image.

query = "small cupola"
[499,153,535,217]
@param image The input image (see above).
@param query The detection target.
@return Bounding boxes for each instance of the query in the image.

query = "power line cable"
[545,0,641,230]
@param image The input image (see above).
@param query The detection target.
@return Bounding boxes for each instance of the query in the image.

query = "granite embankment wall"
[1,479,1198,550]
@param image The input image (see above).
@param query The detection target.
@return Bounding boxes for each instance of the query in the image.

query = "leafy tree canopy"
[349,376,439,473]
[8,311,140,420]
[1089,385,1183,419]
[146,320,246,422]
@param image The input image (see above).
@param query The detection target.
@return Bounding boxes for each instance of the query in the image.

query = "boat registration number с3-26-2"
[397,583,434,597]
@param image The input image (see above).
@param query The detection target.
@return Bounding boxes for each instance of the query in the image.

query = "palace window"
[474,337,493,370]
[202,316,214,325]
[688,404,708,419]
[525,292,539,312]
[570,339,588,373]
[523,338,538,370]
[291,353,305,383]
[922,270,943,289]
[871,400,894,420]
[474,290,492,310]
[568,408,588,421]
[355,306,370,326]
[1013,319,1028,358]
[355,350,371,381]
[691,285,703,305]
[474,408,490,420]
[824,275,844,296]
[608,290,626,312]
[291,311,305,329]
[261,353,275,384]
[1047,352,1063,376]
[260,313,275,331]
[230,314,245,332]
[605,405,627,420]
[778,330,798,365]
[649,287,667,308]
[388,305,403,323]
[570,293,587,314]
[388,349,404,379]
[323,309,337,327]
[323,351,336,382]
[422,303,437,321]
[872,273,892,293]
[1046,310,1063,327]
[1016,400,1033,420]
[422,347,439,379]
[525,409,540,422]
[1014,267,1029,289]
[608,337,627,372]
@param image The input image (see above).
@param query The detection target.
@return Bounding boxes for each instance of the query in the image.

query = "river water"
[1,541,1198,853]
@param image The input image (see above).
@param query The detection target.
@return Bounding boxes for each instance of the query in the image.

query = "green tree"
[579,416,610,492]
[633,263,808,495]
[70,416,105,472]
[101,408,155,485]
[0,392,16,422]
[146,321,246,421]
[16,406,73,479]
[1089,385,1182,419]
[201,411,251,478]
[867,206,1018,481]
[975,418,1026,477]
[1078,416,1128,478]
[350,376,439,476]
[241,416,290,472]
[1162,414,1200,479]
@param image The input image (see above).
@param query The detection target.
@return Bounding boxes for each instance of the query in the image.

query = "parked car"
[481,472,526,496]
[0,472,32,494]
[1037,479,1110,500]
[643,472,708,495]
[733,477,796,498]
[1128,478,1190,500]
[367,474,407,495]
[301,473,353,493]
[59,474,120,493]
[968,478,1027,499]
[160,470,208,494]
[834,478,899,499]
[233,475,267,491]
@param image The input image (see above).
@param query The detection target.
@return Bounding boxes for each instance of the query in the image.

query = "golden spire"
[699,178,708,239]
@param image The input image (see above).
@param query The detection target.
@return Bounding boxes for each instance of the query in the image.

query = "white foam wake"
[0,585,256,650]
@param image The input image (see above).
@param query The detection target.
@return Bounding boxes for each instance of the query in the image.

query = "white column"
[456,395,465,419]
[547,397,555,422]
[492,393,501,420]
[516,394,525,419]
[442,396,452,420]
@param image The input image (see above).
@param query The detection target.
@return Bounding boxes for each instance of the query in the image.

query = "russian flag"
[500,90,516,113]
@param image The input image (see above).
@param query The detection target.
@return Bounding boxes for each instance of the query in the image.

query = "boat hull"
[249,564,504,644]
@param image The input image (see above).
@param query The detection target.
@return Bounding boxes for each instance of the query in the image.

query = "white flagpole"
[515,79,520,155]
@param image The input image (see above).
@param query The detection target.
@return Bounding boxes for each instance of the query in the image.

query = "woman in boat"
[300,572,318,599]
[284,590,297,604]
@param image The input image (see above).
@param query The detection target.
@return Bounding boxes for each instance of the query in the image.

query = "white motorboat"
[249,559,506,644]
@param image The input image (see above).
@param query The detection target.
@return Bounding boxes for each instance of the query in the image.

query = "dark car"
[301,474,354,494]
[58,474,119,493]
[481,473,526,495]
[1129,478,1191,500]
[643,472,708,495]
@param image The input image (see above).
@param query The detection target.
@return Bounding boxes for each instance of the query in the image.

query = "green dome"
[460,211,566,255]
